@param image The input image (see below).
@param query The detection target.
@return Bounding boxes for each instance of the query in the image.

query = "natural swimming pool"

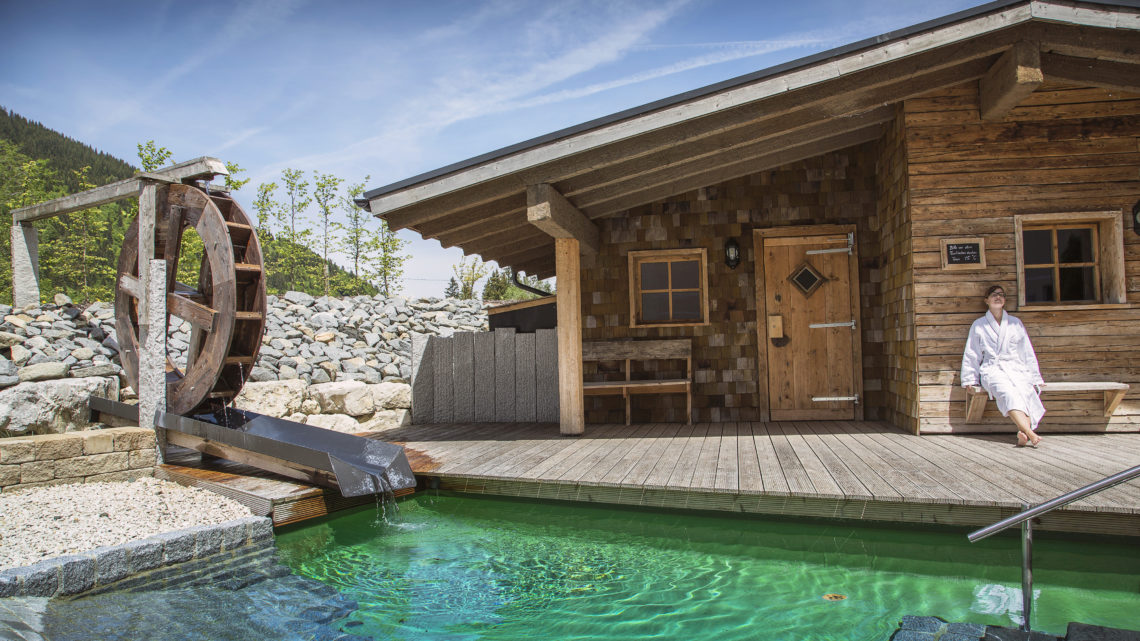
[275,493,1140,640]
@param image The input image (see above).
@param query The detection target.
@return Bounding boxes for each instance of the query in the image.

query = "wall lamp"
[724,238,741,269]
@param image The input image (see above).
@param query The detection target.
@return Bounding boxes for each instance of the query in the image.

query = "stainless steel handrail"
[968,464,1140,542]
[967,463,1140,633]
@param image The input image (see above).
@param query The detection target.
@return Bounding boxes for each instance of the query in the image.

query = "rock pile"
[0,292,489,435]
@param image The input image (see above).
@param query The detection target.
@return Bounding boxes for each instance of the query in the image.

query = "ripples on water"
[275,493,1140,641]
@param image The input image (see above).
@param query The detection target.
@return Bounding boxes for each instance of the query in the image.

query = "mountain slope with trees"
[0,109,401,304]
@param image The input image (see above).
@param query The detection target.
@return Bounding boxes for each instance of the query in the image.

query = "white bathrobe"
[961,311,1046,430]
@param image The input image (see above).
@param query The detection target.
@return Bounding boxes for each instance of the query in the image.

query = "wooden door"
[755,226,862,421]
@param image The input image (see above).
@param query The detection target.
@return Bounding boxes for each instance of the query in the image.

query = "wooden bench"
[582,339,692,425]
[965,382,1130,423]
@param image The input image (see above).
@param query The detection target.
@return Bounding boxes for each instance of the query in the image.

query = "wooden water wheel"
[115,184,267,416]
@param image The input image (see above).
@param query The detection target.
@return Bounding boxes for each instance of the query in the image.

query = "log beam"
[1040,52,1140,94]
[555,238,584,436]
[10,157,227,224]
[526,184,600,254]
[980,41,1044,120]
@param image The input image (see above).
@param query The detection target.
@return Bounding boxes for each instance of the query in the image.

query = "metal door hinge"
[809,320,856,330]
[811,395,859,404]
[805,232,854,255]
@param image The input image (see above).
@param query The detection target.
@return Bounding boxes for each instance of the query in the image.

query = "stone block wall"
[0,427,155,493]
[0,516,276,599]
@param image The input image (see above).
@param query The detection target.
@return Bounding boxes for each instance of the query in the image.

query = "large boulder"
[0,376,120,435]
[231,379,307,417]
[18,362,70,382]
[304,413,362,434]
[357,409,411,432]
[307,381,373,417]
[367,382,411,411]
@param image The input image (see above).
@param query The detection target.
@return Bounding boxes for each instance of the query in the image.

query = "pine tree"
[443,277,461,299]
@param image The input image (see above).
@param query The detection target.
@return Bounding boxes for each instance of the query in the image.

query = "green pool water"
[276,493,1140,640]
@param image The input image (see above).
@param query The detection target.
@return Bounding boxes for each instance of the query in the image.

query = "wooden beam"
[1040,52,1140,94]
[484,243,553,269]
[11,157,226,223]
[555,238,584,436]
[410,196,526,236]
[431,211,529,249]
[580,124,886,219]
[526,184,600,254]
[459,227,550,258]
[980,41,1044,120]
[570,108,894,213]
[364,26,1021,226]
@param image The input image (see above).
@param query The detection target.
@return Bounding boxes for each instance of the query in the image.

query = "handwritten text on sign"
[940,237,986,271]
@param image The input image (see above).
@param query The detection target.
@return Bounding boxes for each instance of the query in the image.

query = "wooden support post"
[979,41,1043,120]
[10,222,40,307]
[140,259,168,461]
[556,238,584,435]
[527,184,601,254]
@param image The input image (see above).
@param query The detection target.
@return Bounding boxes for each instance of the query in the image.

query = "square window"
[629,248,708,327]
[1015,213,1124,308]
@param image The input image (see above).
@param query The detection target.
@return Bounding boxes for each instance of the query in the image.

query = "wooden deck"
[379,420,1140,537]
[156,420,1140,535]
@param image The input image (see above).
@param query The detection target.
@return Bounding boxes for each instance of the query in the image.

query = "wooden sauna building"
[358,0,1140,436]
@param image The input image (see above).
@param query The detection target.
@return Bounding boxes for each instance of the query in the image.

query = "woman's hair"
[984,285,1005,298]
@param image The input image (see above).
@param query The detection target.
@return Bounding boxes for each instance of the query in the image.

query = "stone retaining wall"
[0,516,275,599]
[0,427,155,493]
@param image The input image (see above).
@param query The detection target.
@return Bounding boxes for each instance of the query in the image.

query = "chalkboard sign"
[940,237,986,271]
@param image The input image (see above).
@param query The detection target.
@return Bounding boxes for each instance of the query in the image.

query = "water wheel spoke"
[118,274,141,299]
[167,292,218,333]
[163,206,186,292]
[173,281,208,302]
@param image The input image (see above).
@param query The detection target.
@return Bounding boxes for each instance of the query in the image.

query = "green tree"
[451,255,488,300]
[0,141,64,304]
[277,168,312,290]
[482,268,510,300]
[443,277,461,298]
[223,161,250,192]
[136,140,172,171]
[364,218,408,298]
[312,171,343,298]
[253,181,278,236]
[335,177,371,295]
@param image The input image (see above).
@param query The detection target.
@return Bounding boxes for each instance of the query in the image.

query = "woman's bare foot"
[1029,434,1041,448]
[1017,432,1029,447]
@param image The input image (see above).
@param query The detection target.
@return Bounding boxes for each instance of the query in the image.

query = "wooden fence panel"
[411,329,560,424]
[474,332,496,422]
[495,328,517,422]
[537,329,559,423]
[453,332,475,422]
[516,332,537,422]
[432,336,454,424]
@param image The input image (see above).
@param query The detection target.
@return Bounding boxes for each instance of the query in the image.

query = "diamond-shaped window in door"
[788,262,826,297]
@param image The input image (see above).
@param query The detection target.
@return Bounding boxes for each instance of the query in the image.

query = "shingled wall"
[578,141,883,424]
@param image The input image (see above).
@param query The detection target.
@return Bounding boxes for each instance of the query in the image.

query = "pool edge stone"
[0,515,276,599]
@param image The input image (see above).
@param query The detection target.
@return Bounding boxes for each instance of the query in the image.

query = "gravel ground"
[0,477,253,571]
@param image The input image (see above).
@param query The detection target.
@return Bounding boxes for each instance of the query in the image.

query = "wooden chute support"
[9,158,232,458]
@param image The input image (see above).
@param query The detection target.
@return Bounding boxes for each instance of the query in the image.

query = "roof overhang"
[360,0,1140,278]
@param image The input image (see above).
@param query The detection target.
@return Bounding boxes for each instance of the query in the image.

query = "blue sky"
[2,0,984,298]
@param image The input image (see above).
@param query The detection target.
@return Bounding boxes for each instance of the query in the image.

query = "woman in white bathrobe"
[961,285,1045,447]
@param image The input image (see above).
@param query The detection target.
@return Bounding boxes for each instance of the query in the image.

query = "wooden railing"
[410,328,559,424]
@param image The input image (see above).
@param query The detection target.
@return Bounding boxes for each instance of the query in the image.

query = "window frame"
[1014,211,1127,310]
[627,248,710,329]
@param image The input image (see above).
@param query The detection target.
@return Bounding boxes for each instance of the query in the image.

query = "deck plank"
[690,423,724,491]
[590,423,666,486]
[619,423,688,486]
[748,423,791,494]
[796,422,873,500]
[766,423,815,495]
[714,422,741,492]
[664,423,711,489]
[737,423,765,493]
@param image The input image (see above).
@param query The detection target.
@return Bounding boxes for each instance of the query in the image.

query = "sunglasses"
[988,292,1006,298]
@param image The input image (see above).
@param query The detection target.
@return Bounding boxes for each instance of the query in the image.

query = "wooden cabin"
[358,0,1140,436]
